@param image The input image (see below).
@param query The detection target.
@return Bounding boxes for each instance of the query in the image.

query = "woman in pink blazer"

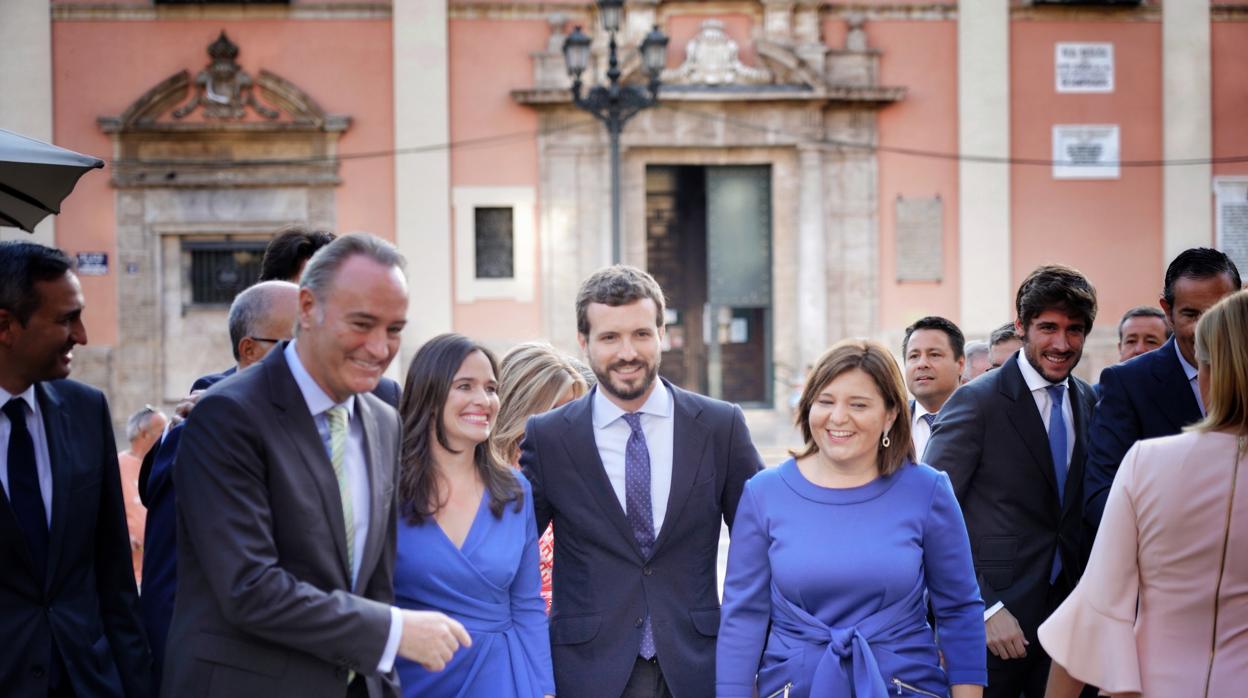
[1039,289,1248,698]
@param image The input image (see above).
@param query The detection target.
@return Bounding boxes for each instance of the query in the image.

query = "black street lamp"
[563,2,669,263]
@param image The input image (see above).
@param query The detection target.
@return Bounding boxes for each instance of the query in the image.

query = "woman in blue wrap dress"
[718,339,986,698]
[394,334,555,698]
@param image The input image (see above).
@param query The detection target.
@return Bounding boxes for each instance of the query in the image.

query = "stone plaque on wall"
[1215,177,1248,277]
[895,195,943,282]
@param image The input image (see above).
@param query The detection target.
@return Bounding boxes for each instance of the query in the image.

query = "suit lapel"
[38,382,73,591]
[999,357,1059,498]
[1148,338,1202,431]
[650,384,708,559]
[1063,378,1093,519]
[264,346,353,585]
[354,396,389,594]
[558,392,641,558]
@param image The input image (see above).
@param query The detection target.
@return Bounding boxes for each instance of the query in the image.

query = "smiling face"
[296,254,408,403]
[1018,309,1087,383]
[0,271,87,393]
[1117,314,1169,363]
[808,367,898,476]
[904,328,964,412]
[440,350,500,452]
[1161,273,1238,367]
[578,299,663,412]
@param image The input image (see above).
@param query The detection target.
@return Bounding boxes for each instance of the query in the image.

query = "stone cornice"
[512,83,904,106]
[52,2,391,21]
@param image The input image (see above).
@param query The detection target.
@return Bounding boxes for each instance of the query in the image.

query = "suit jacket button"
[643,566,653,576]
[634,617,644,628]
[32,665,45,678]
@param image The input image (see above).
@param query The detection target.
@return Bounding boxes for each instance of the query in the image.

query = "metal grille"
[474,207,515,279]
[187,242,267,306]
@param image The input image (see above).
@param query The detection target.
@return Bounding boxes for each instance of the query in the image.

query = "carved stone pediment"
[98,32,350,188]
[662,20,772,86]
[99,32,349,133]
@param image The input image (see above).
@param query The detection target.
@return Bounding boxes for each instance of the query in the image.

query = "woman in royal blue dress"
[394,333,555,698]
[717,339,986,698]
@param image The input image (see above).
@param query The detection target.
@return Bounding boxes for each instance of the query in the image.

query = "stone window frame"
[452,186,536,303]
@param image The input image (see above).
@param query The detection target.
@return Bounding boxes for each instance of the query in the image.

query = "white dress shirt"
[0,385,53,527]
[284,341,402,673]
[911,401,936,461]
[1014,348,1075,469]
[1174,340,1205,416]
[591,382,676,535]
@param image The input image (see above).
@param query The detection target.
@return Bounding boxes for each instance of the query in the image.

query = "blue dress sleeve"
[716,479,771,698]
[922,471,988,686]
[511,478,556,695]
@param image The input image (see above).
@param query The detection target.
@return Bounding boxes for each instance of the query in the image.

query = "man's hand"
[397,610,472,672]
[171,390,205,425]
[986,607,1028,659]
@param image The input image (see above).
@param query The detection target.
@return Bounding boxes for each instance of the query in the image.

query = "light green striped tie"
[327,405,356,684]
[326,405,355,578]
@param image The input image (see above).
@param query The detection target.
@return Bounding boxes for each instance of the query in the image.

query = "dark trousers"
[620,656,672,698]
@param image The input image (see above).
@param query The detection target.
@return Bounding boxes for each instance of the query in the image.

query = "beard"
[593,357,660,403]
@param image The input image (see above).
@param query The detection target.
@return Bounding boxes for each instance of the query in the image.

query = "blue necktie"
[1045,384,1068,583]
[621,413,656,659]
[4,399,49,581]
[920,413,936,430]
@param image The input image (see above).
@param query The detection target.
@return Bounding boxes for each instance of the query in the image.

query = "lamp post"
[563,1,669,264]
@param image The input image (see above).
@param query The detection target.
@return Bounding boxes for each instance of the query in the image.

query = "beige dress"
[1038,431,1248,696]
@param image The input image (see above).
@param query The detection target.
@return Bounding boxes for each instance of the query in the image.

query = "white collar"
[1173,338,1198,381]
[591,380,673,429]
[1014,347,1070,393]
[912,399,936,423]
[284,340,355,419]
[0,384,38,414]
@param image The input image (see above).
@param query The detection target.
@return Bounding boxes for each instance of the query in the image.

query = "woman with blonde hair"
[1040,289,1248,698]
[495,342,589,611]
[718,339,985,698]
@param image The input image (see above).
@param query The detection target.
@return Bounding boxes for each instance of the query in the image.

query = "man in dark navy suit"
[0,241,151,697]
[1084,248,1240,531]
[925,265,1098,698]
[521,266,763,698]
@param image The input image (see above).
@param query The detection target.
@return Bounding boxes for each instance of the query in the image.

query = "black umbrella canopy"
[0,128,105,233]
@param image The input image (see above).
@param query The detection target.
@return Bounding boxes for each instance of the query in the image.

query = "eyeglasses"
[247,337,283,344]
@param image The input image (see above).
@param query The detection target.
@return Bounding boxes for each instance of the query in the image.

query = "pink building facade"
[1,0,1245,422]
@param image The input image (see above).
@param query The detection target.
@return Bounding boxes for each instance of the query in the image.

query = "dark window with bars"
[474,206,515,279]
[187,241,267,306]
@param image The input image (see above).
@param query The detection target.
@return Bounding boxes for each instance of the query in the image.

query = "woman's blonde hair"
[792,338,915,476]
[1190,289,1248,435]
[494,342,589,465]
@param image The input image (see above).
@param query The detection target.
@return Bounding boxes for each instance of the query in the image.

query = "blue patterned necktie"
[1045,384,1068,583]
[920,413,936,430]
[4,399,48,581]
[621,412,656,659]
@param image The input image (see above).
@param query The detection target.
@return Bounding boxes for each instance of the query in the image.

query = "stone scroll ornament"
[663,19,772,86]
[172,31,279,121]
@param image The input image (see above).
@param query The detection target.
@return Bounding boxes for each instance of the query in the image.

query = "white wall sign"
[1214,177,1248,277]
[1052,125,1120,180]
[1056,42,1114,93]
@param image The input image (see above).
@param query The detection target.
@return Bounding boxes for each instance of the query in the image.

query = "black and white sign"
[1215,178,1248,276]
[1052,125,1120,180]
[1056,43,1114,93]
[75,252,109,276]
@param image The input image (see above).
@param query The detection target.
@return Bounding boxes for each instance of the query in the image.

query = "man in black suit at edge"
[0,241,152,697]
[1083,248,1240,533]
[924,265,1098,698]
[521,265,763,698]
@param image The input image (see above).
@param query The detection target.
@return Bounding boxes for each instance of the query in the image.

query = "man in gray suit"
[164,234,470,697]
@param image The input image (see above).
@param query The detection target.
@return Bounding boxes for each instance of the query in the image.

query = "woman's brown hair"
[791,339,915,476]
[493,342,588,466]
[398,333,522,523]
